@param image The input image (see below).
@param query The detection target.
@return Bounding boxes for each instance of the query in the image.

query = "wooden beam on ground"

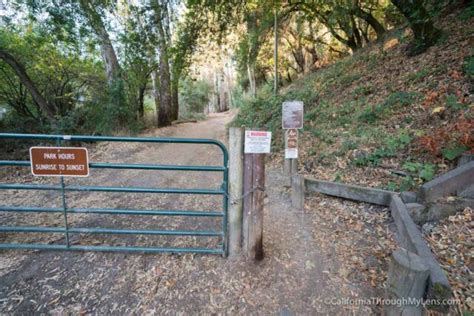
[419,161,474,202]
[305,177,394,206]
[390,195,452,312]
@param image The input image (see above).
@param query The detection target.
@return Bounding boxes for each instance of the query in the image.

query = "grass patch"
[462,55,474,78]
[407,68,429,82]
[357,91,421,124]
[352,132,412,166]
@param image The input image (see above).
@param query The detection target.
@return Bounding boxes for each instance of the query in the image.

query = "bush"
[179,78,211,114]
[462,55,474,78]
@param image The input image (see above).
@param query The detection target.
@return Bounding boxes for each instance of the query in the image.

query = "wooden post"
[291,175,305,210]
[228,127,244,256]
[283,158,291,176]
[385,249,430,316]
[243,153,253,256]
[290,158,298,175]
[243,151,265,261]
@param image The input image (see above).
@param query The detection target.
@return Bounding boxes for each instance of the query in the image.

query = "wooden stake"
[291,174,305,210]
[385,249,429,316]
[283,158,291,176]
[290,158,297,175]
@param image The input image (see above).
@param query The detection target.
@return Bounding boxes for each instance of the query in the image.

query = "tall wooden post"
[228,127,244,256]
[243,152,265,260]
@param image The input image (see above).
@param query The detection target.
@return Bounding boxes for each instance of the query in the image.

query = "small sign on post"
[244,131,272,154]
[282,101,303,177]
[285,129,298,159]
[30,147,89,177]
[282,101,303,129]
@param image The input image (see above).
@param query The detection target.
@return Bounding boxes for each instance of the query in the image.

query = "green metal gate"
[0,133,229,256]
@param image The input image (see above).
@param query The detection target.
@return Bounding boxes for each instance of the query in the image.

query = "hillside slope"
[233,8,473,191]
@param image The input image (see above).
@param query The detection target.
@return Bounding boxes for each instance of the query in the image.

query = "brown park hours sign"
[30,147,89,177]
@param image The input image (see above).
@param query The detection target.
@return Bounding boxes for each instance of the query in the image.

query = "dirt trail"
[0,112,382,314]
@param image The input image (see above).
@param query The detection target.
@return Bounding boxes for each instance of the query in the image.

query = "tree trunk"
[351,16,363,48]
[138,84,146,119]
[247,63,256,97]
[0,49,55,121]
[352,6,386,40]
[291,47,305,73]
[79,0,121,84]
[153,0,173,127]
[151,69,160,117]
[157,51,172,126]
[391,0,441,55]
[171,77,179,121]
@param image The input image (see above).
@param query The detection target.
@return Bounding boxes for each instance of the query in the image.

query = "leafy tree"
[0,26,105,131]
[390,0,441,55]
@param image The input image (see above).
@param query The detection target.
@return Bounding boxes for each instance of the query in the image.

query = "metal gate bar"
[0,133,229,255]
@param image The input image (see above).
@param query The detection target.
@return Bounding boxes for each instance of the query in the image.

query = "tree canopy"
[0,0,455,134]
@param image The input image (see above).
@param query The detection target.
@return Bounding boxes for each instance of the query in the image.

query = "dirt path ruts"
[0,112,376,314]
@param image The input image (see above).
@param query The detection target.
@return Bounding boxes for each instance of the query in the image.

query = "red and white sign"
[285,129,298,159]
[244,131,272,154]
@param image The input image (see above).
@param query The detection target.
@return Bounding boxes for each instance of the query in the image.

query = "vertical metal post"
[56,137,70,248]
[222,149,229,257]
[274,6,278,96]
[60,176,70,248]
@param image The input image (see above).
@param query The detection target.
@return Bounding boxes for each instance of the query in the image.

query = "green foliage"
[441,145,469,161]
[0,26,124,134]
[231,86,250,109]
[358,107,380,123]
[407,68,429,82]
[402,162,436,182]
[339,74,361,87]
[341,139,358,152]
[459,1,474,20]
[333,171,342,182]
[357,91,420,124]
[386,181,398,191]
[445,94,466,111]
[179,78,211,114]
[386,161,437,191]
[353,85,374,98]
[384,91,420,108]
[179,112,206,121]
[462,55,474,78]
[352,133,412,166]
